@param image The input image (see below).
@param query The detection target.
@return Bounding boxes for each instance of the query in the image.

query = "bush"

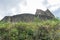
[0,18,60,40]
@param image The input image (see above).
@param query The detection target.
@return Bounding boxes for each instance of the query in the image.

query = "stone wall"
[1,14,35,22]
[1,9,55,22]
[11,14,35,22]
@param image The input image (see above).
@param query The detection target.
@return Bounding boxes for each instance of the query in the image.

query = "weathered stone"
[1,9,55,22]
[45,9,55,17]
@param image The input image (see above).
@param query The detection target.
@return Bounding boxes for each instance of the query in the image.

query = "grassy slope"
[0,18,60,40]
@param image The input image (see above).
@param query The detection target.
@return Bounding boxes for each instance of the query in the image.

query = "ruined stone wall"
[35,9,55,19]
[1,16,11,22]
[1,14,36,22]
[38,15,54,20]
[10,14,35,22]
[1,9,55,22]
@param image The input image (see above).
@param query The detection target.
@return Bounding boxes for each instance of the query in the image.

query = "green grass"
[0,18,60,40]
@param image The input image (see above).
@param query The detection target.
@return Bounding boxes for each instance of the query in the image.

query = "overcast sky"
[0,0,60,20]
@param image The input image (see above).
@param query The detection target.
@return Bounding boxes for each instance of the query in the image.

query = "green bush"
[0,18,60,40]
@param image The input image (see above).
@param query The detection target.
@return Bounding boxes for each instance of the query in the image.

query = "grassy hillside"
[0,18,60,40]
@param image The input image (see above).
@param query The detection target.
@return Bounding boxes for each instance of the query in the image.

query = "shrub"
[0,18,60,40]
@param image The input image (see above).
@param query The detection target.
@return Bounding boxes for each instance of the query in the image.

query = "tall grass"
[0,18,60,40]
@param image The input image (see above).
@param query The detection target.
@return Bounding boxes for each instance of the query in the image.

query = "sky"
[0,0,60,20]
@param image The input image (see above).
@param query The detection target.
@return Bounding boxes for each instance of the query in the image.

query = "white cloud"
[20,0,60,14]
[0,0,25,20]
[0,0,60,20]
[49,5,60,12]
[46,0,60,12]
[48,0,60,5]
[20,0,47,14]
